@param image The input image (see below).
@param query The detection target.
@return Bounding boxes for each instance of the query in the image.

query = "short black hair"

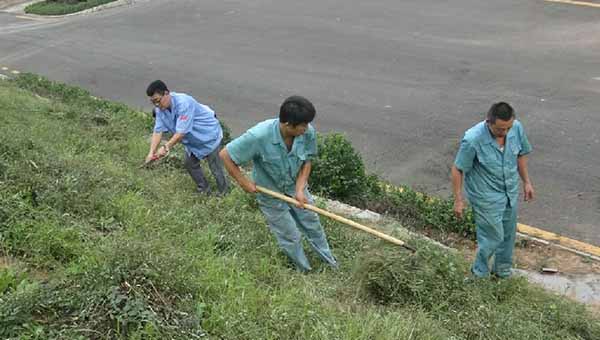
[146,80,169,97]
[487,102,514,123]
[279,95,316,126]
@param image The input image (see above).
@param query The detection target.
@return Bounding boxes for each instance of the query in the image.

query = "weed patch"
[356,242,600,339]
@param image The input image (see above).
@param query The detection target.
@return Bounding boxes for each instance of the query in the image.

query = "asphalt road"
[1,0,599,245]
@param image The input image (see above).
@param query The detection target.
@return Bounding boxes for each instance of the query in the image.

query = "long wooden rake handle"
[256,185,414,251]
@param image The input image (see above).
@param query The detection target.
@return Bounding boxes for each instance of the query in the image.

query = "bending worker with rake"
[145,80,229,196]
[452,102,535,279]
[219,95,338,272]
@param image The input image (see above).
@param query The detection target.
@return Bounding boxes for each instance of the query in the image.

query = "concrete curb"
[323,195,600,262]
[518,223,600,260]
[324,198,456,252]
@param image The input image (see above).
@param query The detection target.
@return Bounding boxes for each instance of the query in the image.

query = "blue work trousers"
[472,202,518,278]
[259,200,337,272]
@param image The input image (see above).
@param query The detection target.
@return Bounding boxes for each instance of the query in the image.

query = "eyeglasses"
[149,94,163,106]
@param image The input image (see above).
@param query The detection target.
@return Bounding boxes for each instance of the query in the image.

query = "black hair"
[146,80,169,97]
[279,95,316,126]
[487,102,515,123]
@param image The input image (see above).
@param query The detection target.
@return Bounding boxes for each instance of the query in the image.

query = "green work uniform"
[454,120,531,277]
[226,119,337,272]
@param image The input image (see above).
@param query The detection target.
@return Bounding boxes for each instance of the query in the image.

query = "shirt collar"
[270,119,305,150]
[167,92,177,113]
[271,119,284,145]
[482,122,496,145]
[156,92,177,115]
[482,120,516,145]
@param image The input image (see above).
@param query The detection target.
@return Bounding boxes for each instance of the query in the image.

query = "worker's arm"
[294,161,312,208]
[451,165,466,219]
[452,137,476,219]
[517,155,534,201]
[157,133,185,157]
[219,148,257,193]
[146,132,163,163]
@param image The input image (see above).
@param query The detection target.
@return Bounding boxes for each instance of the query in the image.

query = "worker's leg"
[471,207,504,278]
[289,192,337,268]
[492,203,518,278]
[259,203,312,272]
[205,145,229,195]
[183,153,210,194]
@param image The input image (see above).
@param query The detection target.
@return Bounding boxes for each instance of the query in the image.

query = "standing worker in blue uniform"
[451,102,535,278]
[145,80,229,196]
[219,95,338,272]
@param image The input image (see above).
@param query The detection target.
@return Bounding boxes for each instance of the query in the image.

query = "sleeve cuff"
[519,150,531,156]
[454,161,470,173]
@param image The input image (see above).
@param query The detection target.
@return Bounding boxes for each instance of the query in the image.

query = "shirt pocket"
[261,154,285,181]
[289,152,307,178]
[476,146,499,167]
[506,142,521,165]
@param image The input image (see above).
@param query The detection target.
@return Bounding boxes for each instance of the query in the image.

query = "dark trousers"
[183,146,229,195]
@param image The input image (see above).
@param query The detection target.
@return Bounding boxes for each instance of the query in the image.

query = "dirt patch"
[514,240,600,274]
[419,227,600,275]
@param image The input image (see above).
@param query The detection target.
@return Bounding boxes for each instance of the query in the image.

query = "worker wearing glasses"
[146,80,229,196]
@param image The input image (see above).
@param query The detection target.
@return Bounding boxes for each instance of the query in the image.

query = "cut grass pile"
[25,0,117,16]
[0,74,598,339]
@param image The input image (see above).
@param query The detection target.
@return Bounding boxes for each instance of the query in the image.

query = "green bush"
[310,133,374,203]
[309,132,475,237]
[25,0,117,15]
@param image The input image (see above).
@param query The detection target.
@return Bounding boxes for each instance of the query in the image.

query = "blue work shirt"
[454,120,532,210]
[225,119,317,207]
[153,92,222,159]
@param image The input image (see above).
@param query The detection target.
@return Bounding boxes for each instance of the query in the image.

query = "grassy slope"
[0,74,598,339]
[25,0,116,16]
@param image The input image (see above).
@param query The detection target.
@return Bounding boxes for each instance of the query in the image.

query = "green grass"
[25,0,117,16]
[0,74,598,339]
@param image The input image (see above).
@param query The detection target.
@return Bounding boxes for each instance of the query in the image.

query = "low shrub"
[368,184,476,237]
[310,133,375,204]
[310,132,475,237]
[25,0,117,16]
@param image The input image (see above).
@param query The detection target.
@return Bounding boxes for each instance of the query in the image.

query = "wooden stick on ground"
[256,185,415,251]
